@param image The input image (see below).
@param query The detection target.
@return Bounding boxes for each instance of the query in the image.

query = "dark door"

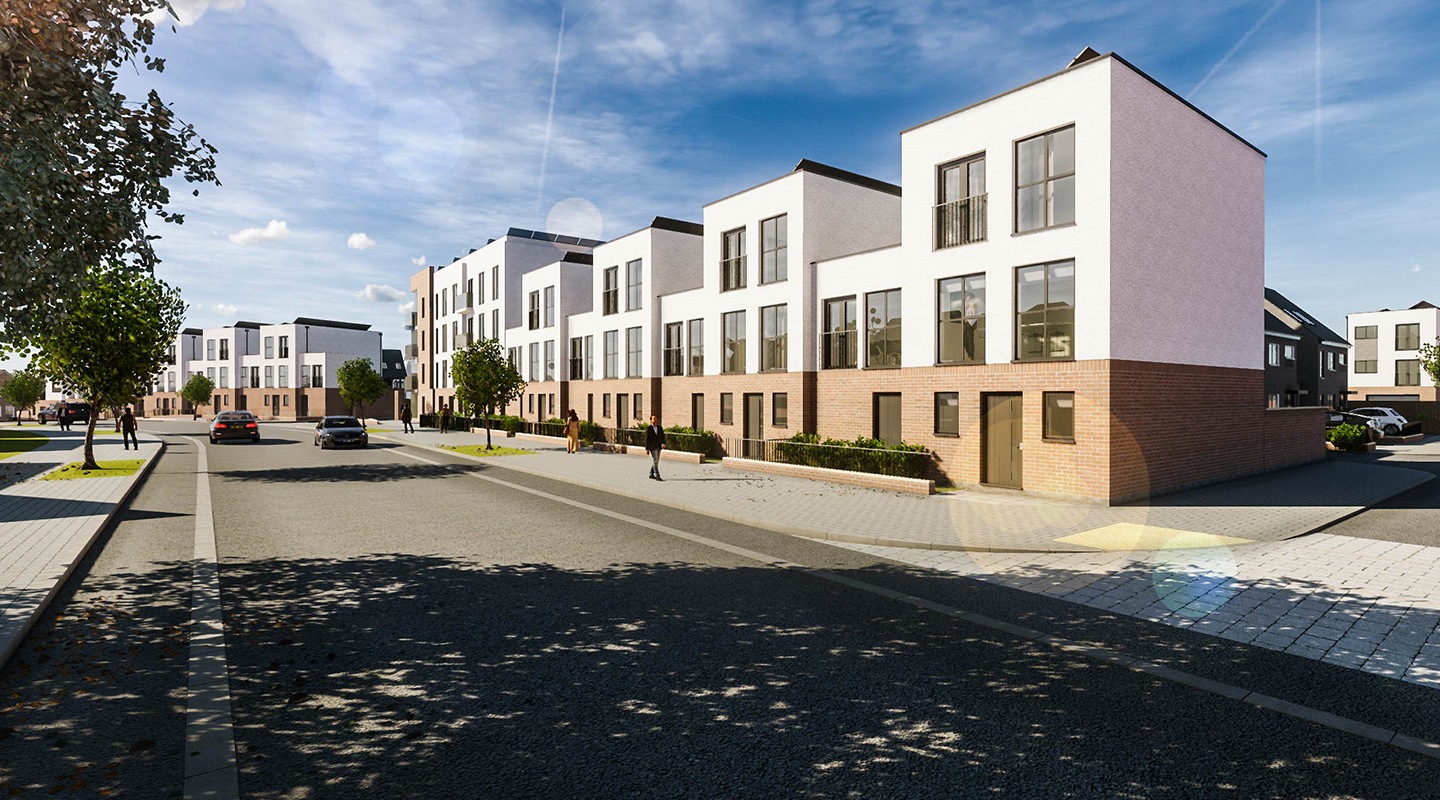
[272,395,281,417]
[743,393,763,458]
[617,394,630,431]
[982,393,1023,489]
[298,393,309,419]
[873,393,901,445]
[691,393,705,430]
[586,393,594,422]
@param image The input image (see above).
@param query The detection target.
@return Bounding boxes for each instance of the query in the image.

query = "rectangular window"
[508,347,519,371]
[603,393,612,418]
[626,327,643,377]
[822,296,857,369]
[603,267,619,315]
[1396,323,1420,350]
[760,214,787,283]
[219,367,228,388]
[1283,344,1295,362]
[935,392,959,436]
[544,340,555,382]
[760,304,787,372]
[721,227,746,291]
[935,154,987,248]
[722,311,746,374]
[937,274,985,364]
[528,342,539,382]
[206,367,215,382]
[264,337,274,359]
[720,392,734,425]
[544,286,555,327]
[604,330,619,379]
[1397,359,1421,386]
[207,339,216,360]
[634,394,643,420]
[1015,125,1075,233]
[584,335,594,380]
[1355,360,1377,374]
[441,360,447,389]
[466,278,474,307]
[219,340,229,360]
[528,393,534,414]
[442,288,448,317]
[1354,325,1377,339]
[687,319,704,376]
[278,365,289,388]
[1326,351,1335,372]
[663,322,684,376]
[279,336,289,358]
[528,290,541,330]
[866,289,902,368]
[477,274,484,304]
[773,393,788,428]
[569,337,584,380]
[691,393,705,430]
[492,310,500,342]
[492,265,499,300]
[1267,343,1280,367]
[1044,392,1076,441]
[1015,260,1075,361]
[626,259,643,311]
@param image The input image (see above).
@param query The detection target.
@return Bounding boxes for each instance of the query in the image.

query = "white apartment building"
[1347,301,1439,402]
[509,251,595,421]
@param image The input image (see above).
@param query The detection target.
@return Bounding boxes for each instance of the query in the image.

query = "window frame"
[822,296,857,370]
[721,227,747,292]
[772,393,788,428]
[760,214,787,284]
[1396,323,1421,351]
[1013,260,1076,363]
[1043,391,1076,443]
[543,286,555,328]
[934,391,960,437]
[1014,125,1076,234]
[760,304,787,372]
[720,392,734,425]
[865,288,902,369]
[626,326,643,378]
[1397,359,1421,386]
[603,330,619,379]
[528,290,541,330]
[663,322,684,377]
[937,273,986,365]
[602,267,619,315]
[934,152,987,249]
[722,310,746,374]
[687,319,704,376]
[625,259,643,311]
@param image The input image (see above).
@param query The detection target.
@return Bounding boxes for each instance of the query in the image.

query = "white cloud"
[410,255,426,267]
[228,219,290,245]
[1413,264,1423,273]
[356,284,406,303]
[214,303,239,317]
[150,0,246,27]
[397,300,416,315]
[347,232,377,250]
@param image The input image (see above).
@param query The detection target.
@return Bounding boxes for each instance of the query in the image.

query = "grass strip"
[439,444,534,458]
[41,459,146,480]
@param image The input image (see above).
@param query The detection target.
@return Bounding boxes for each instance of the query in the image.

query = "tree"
[180,372,214,420]
[1421,338,1440,389]
[336,357,386,421]
[0,369,46,424]
[0,1,219,351]
[31,265,184,469]
[452,339,525,450]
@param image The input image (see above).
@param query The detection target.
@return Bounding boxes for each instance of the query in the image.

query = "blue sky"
[9,0,1438,371]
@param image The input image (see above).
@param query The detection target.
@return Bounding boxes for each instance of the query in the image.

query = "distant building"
[1263,288,1350,408]
[1346,301,1439,402]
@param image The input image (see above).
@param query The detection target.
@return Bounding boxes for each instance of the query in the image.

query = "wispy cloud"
[410,255,426,267]
[228,219,290,245]
[149,0,245,27]
[347,232,377,250]
[356,284,406,303]
[214,303,239,317]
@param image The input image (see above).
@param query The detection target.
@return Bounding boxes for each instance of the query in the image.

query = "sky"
[8,0,1439,371]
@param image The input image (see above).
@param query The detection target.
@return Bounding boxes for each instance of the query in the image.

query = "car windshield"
[324,418,361,428]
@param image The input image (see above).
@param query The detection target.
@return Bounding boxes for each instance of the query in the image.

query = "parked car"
[37,402,91,425]
[36,404,60,423]
[209,411,260,443]
[1348,406,1409,436]
[314,416,368,449]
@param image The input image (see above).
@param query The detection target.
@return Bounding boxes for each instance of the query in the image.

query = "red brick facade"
[564,377,660,427]
[658,372,807,443]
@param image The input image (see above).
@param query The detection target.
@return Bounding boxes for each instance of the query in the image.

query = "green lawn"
[439,444,534,458]
[0,430,46,461]
[42,459,145,480]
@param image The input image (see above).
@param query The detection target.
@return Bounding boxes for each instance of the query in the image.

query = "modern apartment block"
[1263,288,1350,409]
[1347,301,1439,402]
[139,318,383,418]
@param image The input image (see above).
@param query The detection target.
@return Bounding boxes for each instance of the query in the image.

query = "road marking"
[395,445,1440,762]
[182,438,239,800]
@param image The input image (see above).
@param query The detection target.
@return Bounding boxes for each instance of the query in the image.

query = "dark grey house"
[381,348,407,387]
[1264,288,1350,408]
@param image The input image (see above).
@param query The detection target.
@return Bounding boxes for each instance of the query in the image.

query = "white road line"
[182,438,239,800]
[397,445,1440,762]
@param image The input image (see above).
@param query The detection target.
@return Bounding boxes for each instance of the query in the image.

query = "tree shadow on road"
[210,463,483,484]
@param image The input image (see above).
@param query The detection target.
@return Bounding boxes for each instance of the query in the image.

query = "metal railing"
[723,437,931,478]
[933,194,987,249]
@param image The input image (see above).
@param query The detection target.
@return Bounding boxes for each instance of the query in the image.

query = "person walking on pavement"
[644,414,665,481]
[400,402,414,434]
[564,409,581,454]
[120,406,138,450]
[440,403,452,434]
[57,402,70,431]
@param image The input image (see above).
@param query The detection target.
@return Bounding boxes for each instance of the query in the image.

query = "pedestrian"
[644,414,665,481]
[57,402,70,431]
[400,402,414,434]
[564,409,580,454]
[120,406,138,450]
[440,403,452,434]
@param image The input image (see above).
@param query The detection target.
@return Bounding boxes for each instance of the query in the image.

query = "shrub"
[577,419,602,444]
[1327,423,1369,450]
[771,432,930,478]
[662,425,716,455]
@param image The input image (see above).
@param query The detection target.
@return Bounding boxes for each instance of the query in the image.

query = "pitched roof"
[1410,300,1438,310]
[1264,287,1348,345]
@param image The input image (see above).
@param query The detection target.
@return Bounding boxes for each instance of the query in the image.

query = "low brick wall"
[721,457,935,495]
[1260,406,1327,471]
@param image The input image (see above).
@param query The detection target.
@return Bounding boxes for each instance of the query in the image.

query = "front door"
[272,395,281,417]
[982,393,1023,489]
[873,393,901,445]
[691,393,705,430]
[743,393,763,458]
[617,394,630,430]
[586,393,594,422]
[298,393,309,419]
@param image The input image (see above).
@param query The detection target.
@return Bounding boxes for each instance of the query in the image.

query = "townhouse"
[1262,287,1349,409]
[1347,301,1439,402]
[510,250,595,422]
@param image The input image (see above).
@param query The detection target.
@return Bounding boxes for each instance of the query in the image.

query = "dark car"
[209,411,260,443]
[61,403,91,425]
[314,416,368,449]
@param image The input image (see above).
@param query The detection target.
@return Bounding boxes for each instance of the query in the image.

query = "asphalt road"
[1317,449,1440,547]
[4,420,1440,798]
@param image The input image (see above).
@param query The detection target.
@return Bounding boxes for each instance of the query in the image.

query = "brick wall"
[658,372,807,453]
[568,377,657,427]
[1261,407,1327,471]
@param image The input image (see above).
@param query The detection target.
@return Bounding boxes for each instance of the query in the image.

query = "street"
[3,420,1440,798]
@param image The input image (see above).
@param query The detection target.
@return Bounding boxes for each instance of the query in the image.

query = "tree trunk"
[81,410,100,471]
[485,405,493,450]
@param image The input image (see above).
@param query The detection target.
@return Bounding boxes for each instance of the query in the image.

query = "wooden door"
[982,393,1023,489]
[743,393,763,457]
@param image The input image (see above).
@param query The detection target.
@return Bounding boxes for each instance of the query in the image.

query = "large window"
[687,319,704,376]
[720,393,733,425]
[544,286,555,327]
[1397,360,1421,386]
[1356,360,1378,374]
[935,154,986,248]
[663,322,684,376]
[866,289,902,368]
[264,365,274,388]
[722,227,746,291]
[569,337,584,380]
[544,340,555,382]
[219,367,228,389]
[278,365,289,388]
[1016,126,1075,233]
[937,274,985,364]
[760,304,787,372]
[528,342,540,382]
[604,330,619,379]
[773,393,788,428]
[1397,323,1421,350]
[219,340,229,360]
[1044,392,1075,441]
[583,335,593,380]
[603,267,619,315]
[1015,260,1075,361]
[626,259,643,311]
[278,336,289,358]
[492,265,499,300]
[934,392,959,436]
[626,327,643,377]
[1354,325,1377,340]
[207,339,216,360]
[823,296,857,369]
[528,290,541,330]
[722,311,746,374]
[760,214,787,283]
[1267,343,1280,367]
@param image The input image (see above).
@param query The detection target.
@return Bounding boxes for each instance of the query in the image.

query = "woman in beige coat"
[564,409,581,453]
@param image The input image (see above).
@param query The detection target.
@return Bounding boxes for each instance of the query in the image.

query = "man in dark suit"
[644,414,665,481]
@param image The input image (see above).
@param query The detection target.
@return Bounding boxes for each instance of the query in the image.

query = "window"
[441,360,447,389]
[584,335,594,380]
[1397,360,1421,386]
[626,327,643,377]
[219,340,229,360]
[1016,125,1075,233]
[477,273,484,304]
[760,214,787,283]
[1339,353,1346,366]
[570,337,584,380]
[528,343,540,382]
[264,337,274,359]
[1267,343,1280,367]
[544,340,555,382]
[507,347,519,371]
[866,289,902,368]
[691,393,705,430]
[528,394,534,414]
[1015,260,1075,361]
[773,393,788,427]
[935,392,959,436]
[492,310,499,342]
[279,336,289,358]
[168,372,176,392]
[722,311,746,374]
[823,296,857,369]
[207,339,216,360]
[603,267,619,315]
[935,154,987,248]
[604,330,619,378]
[663,322,684,376]
[1283,344,1295,362]
[528,291,541,330]
[167,344,176,365]
[544,286,555,327]
[247,366,259,388]
[687,319,704,375]
[1325,351,1335,372]
[721,227,746,291]
[626,259,643,311]
[278,365,289,388]
[720,393,734,425]
[206,367,215,381]
[1044,392,1075,441]
[873,393,901,445]
[442,288,448,316]
[219,367,228,389]
[938,274,985,364]
[634,394,643,420]
[1354,325,1377,339]
[492,265,499,300]
[1397,323,1420,350]
[467,278,474,307]
[760,304,787,372]
[603,393,612,418]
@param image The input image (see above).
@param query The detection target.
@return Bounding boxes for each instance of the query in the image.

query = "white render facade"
[1347,303,1439,402]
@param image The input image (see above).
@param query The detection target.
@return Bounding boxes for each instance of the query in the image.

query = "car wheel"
[209,436,217,444]
[1383,424,1400,436]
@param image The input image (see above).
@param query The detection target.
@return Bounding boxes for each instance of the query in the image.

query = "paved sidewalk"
[0,427,163,668]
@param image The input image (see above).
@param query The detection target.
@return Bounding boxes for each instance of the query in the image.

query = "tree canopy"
[1421,338,1440,388]
[0,368,46,423]
[31,264,185,468]
[452,338,525,449]
[1,0,218,350]
[180,371,214,419]
[337,357,386,419]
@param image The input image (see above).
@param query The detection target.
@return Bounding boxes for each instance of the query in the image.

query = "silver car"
[314,416,369,449]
